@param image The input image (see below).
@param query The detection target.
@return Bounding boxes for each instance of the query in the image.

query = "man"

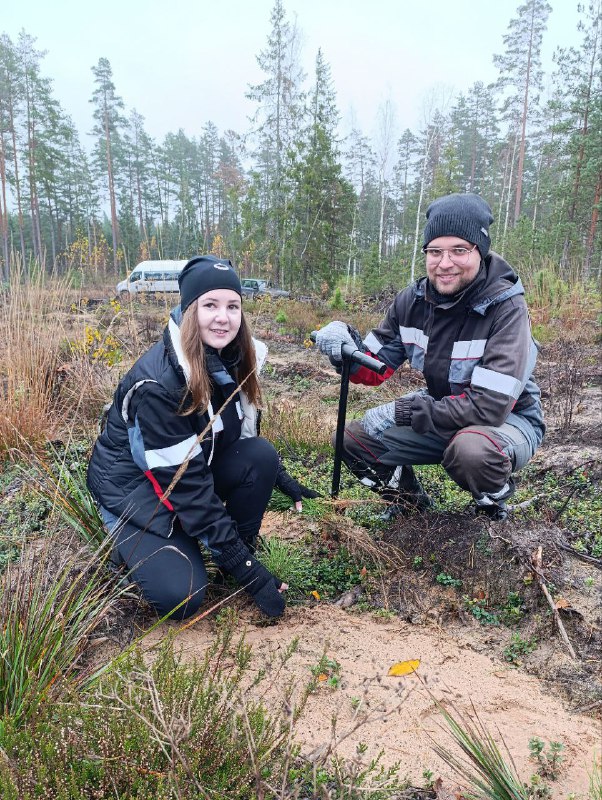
[313,193,545,521]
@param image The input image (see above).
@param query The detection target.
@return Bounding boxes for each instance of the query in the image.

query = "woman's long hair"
[179,299,262,415]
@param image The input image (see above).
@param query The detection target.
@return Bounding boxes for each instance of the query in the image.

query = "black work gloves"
[215,539,285,618]
[275,462,321,504]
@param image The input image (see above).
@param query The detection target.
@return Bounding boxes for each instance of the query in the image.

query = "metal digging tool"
[311,334,387,497]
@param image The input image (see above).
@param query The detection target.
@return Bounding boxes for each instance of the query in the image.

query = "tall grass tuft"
[0,535,122,729]
[26,441,107,547]
[433,700,530,799]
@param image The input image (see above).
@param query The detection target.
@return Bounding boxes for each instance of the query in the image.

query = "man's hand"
[362,401,396,439]
[312,321,358,364]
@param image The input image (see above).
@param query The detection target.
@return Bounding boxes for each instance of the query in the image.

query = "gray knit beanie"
[423,193,494,258]
[178,255,242,312]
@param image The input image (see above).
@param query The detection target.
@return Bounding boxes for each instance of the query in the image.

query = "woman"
[88,255,304,619]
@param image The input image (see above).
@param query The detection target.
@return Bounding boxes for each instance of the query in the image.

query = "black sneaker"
[473,478,515,521]
[476,501,509,521]
[378,483,433,521]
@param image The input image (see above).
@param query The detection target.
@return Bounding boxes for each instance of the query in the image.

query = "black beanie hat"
[178,255,242,312]
[423,193,494,258]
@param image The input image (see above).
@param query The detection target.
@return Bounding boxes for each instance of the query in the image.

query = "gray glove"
[312,321,357,364]
[362,401,396,439]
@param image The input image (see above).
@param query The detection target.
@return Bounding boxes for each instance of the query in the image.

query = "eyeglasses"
[421,244,478,264]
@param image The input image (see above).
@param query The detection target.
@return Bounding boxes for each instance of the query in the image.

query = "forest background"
[0,0,600,294]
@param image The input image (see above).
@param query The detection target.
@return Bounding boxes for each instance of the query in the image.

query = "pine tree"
[90,57,126,272]
[0,33,27,264]
[552,0,602,273]
[285,49,354,290]
[493,0,552,224]
[246,0,305,281]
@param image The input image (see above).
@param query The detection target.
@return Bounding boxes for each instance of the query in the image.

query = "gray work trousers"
[340,419,534,500]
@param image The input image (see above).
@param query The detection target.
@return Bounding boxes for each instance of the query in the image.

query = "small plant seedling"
[310,655,342,690]
[529,737,565,780]
[422,768,435,790]
[436,572,463,588]
[463,596,500,626]
[504,633,537,665]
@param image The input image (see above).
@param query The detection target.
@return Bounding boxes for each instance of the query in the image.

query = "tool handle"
[310,333,387,375]
[340,342,387,374]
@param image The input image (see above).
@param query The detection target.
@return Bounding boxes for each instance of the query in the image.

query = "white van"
[116,260,188,298]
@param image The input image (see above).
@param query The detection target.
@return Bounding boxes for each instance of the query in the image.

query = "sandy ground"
[144,594,600,797]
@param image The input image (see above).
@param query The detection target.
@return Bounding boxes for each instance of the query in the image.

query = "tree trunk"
[8,100,27,263]
[584,171,601,277]
[502,131,519,254]
[513,3,536,223]
[104,107,120,272]
[0,131,9,278]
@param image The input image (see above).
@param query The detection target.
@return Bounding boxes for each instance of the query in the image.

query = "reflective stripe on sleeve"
[363,331,383,353]
[399,326,429,351]
[145,434,201,470]
[451,339,487,359]
[471,366,522,399]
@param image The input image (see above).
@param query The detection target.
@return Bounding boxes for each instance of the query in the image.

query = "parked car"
[240,278,290,300]
[116,260,187,298]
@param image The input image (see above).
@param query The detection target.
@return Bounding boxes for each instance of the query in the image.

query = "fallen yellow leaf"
[387,659,420,677]
[311,590,321,600]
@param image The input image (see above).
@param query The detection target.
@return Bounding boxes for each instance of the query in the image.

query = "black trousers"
[101,436,280,619]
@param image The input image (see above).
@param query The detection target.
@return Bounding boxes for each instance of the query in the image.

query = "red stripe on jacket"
[144,470,175,511]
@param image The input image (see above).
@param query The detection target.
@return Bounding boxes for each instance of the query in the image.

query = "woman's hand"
[275,462,321,511]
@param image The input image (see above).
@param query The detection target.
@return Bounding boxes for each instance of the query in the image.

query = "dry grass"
[261,397,333,450]
[0,270,72,452]
[0,272,156,451]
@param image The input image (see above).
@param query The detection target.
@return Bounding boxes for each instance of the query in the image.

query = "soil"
[132,328,601,797]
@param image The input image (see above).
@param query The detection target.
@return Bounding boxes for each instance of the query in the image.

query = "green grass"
[433,701,532,800]
[0,537,122,729]
[258,536,366,602]
[28,441,108,547]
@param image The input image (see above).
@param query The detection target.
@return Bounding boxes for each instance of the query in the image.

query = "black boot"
[379,466,432,520]
[473,478,515,521]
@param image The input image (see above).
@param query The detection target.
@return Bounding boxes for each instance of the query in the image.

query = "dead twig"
[557,542,602,568]
[507,494,542,512]
[530,546,577,660]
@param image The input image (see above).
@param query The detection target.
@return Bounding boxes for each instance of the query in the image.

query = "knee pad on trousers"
[442,428,512,496]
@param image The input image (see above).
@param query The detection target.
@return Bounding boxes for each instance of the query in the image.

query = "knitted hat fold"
[178,255,242,312]
[423,193,494,258]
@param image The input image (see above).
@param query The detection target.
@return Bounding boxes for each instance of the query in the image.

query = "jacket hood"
[471,251,524,315]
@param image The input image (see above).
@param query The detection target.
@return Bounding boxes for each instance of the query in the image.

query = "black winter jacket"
[87,308,266,560]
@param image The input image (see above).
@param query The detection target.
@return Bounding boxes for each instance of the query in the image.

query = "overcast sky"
[4,0,583,145]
